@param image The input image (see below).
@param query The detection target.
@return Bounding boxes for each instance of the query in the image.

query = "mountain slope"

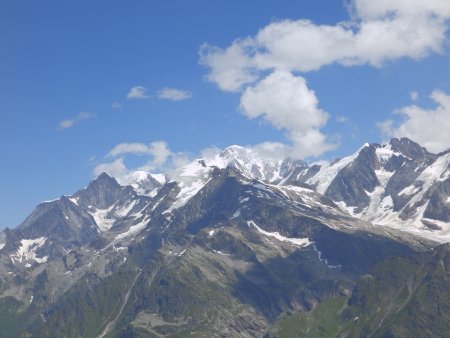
[0,139,449,337]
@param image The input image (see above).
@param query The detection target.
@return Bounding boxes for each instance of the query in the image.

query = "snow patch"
[312,243,341,269]
[90,207,115,232]
[248,221,311,247]
[151,173,167,185]
[115,216,150,241]
[335,201,357,216]
[407,153,450,209]
[375,144,400,164]
[398,185,420,196]
[231,209,241,219]
[11,237,48,264]
[165,160,214,212]
[68,196,79,205]
[115,200,137,217]
[361,168,395,221]
[213,249,231,256]
[41,198,58,204]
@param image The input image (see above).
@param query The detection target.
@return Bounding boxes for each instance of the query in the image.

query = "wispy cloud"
[107,141,173,166]
[58,112,95,130]
[100,140,172,171]
[93,140,192,180]
[157,88,192,101]
[127,85,150,99]
[112,102,122,109]
[410,91,419,101]
[93,157,128,178]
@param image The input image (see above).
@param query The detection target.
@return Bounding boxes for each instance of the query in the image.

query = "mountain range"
[1,137,450,337]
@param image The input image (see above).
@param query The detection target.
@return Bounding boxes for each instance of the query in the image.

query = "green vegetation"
[274,297,350,338]
[35,264,139,338]
[0,296,35,338]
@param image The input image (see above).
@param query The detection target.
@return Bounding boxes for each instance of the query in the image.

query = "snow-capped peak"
[117,170,166,196]
[306,143,369,194]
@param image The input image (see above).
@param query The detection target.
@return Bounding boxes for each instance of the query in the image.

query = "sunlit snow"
[10,237,48,264]
[248,220,311,247]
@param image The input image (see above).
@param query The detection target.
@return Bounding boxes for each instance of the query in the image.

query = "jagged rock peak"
[89,171,120,187]
[389,137,432,159]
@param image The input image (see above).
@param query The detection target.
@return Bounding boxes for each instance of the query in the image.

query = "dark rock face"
[389,137,434,162]
[17,196,98,247]
[424,178,450,222]
[73,172,135,210]
[323,140,437,214]
[324,145,379,211]
[284,138,450,233]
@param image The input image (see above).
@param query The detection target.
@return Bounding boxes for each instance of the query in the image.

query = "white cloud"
[200,0,450,158]
[170,153,192,168]
[351,0,450,19]
[199,38,258,92]
[108,141,171,166]
[108,143,153,157]
[95,140,178,179]
[200,146,223,160]
[127,85,150,99]
[249,142,291,161]
[240,71,336,158]
[148,141,172,166]
[410,91,419,101]
[201,0,450,92]
[93,158,128,177]
[58,112,94,130]
[379,90,450,153]
[336,116,348,123]
[157,88,192,101]
[112,102,122,109]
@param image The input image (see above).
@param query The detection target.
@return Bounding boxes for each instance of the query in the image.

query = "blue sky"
[1,0,450,229]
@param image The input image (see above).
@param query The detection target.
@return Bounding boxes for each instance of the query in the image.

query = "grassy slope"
[274,296,350,338]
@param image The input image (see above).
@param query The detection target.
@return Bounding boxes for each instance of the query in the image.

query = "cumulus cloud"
[127,85,150,99]
[379,90,450,153]
[157,88,192,101]
[201,0,450,91]
[58,112,94,130]
[240,71,336,158]
[200,0,450,158]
